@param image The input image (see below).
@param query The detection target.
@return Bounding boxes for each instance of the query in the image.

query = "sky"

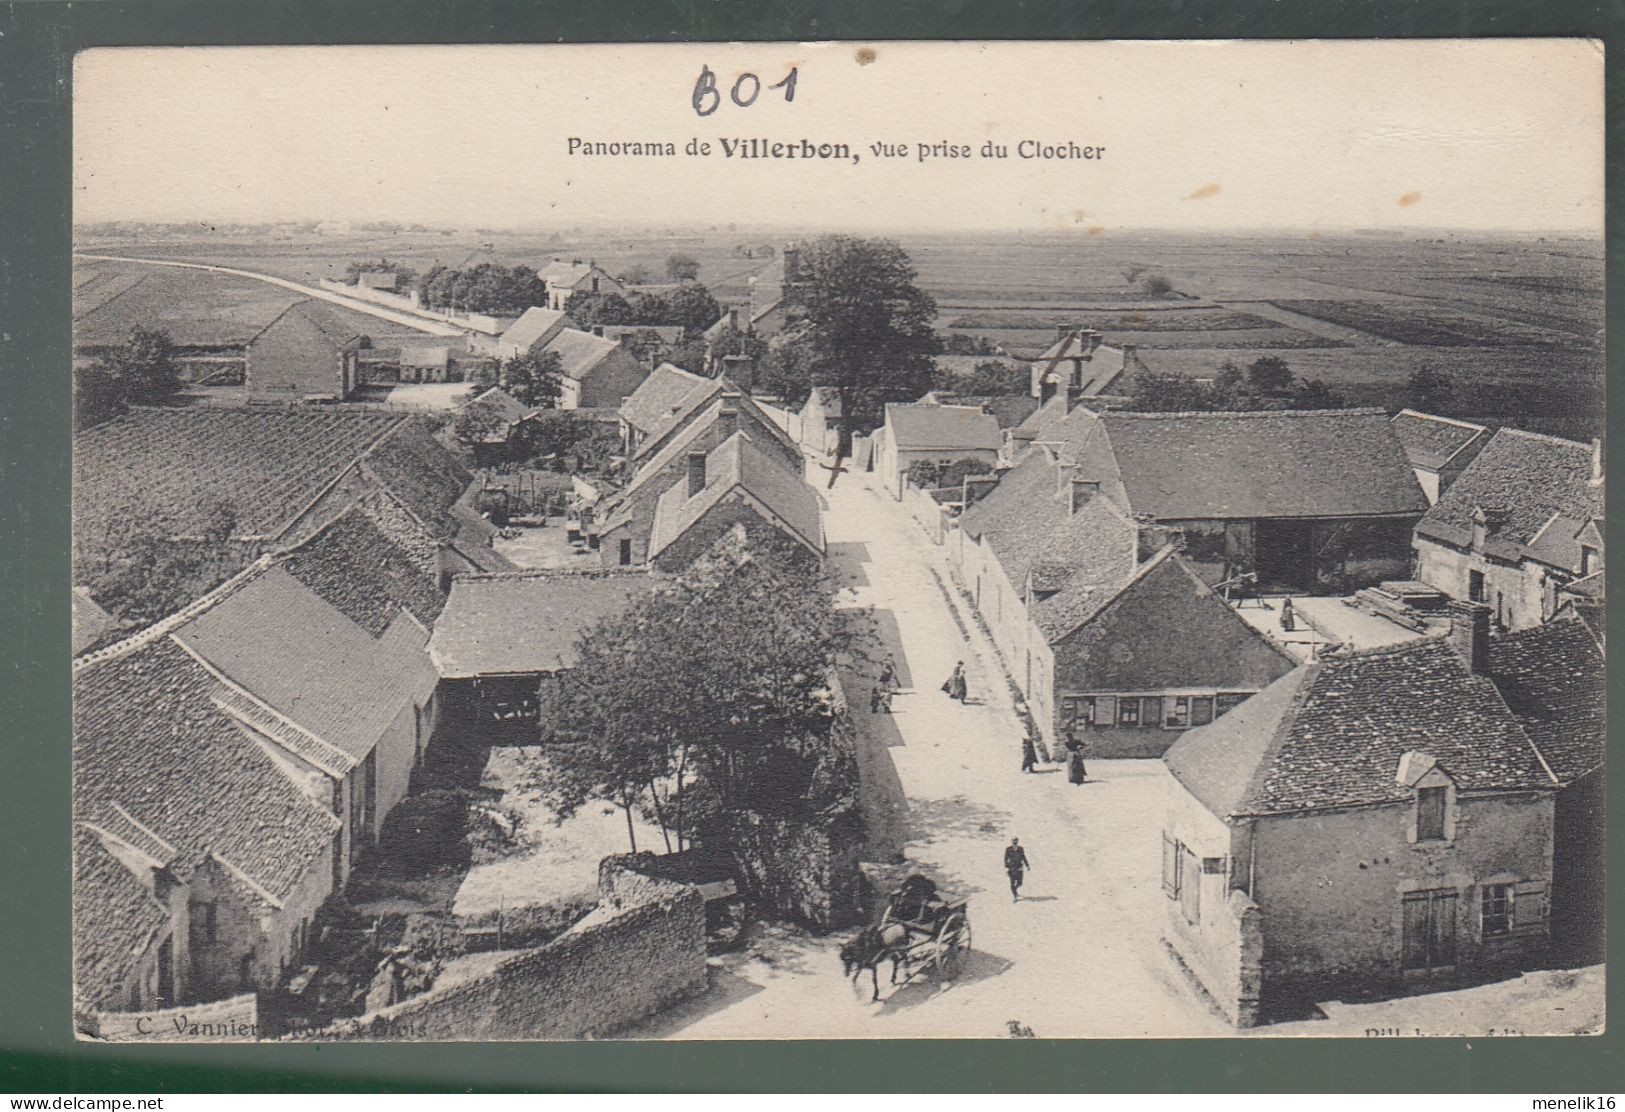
[74,40,1604,234]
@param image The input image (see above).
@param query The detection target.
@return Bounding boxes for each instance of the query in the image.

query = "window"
[203,902,217,944]
[1513,881,1548,933]
[1481,883,1513,938]
[618,538,632,566]
[1190,695,1215,726]
[1161,834,1181,898]
[1416,786,1448,842]
[1216,693,1250,717]
[1140,696,1162,725]
[1468,569,1486,603]
[1581,546,1598,576]
[1179,846,1201,924]
[1093,696,1114,724]
[1165,697,1191,729]
[1060,696,1094,729]
[1117,698,1140,726]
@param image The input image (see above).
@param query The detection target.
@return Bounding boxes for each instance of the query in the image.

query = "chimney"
[1039,373,1059,407]
[722,353,756,390]
[727,307,740,331]
[716,401,740,440]
[1081,328,1102,355]
[1446,600,1492,675]
[1070,478,1100,514]
[1055,324,1068,342]
[687,450,707,496]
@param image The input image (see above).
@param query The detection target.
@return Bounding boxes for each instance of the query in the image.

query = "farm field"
[76,226,1605,440]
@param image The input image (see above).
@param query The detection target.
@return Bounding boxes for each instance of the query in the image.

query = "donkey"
[838,923,910,1002]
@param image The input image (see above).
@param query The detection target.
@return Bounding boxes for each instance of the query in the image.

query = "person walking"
[1064,727,1088,785]
[870,686,883,714]
[1020,734,1039,773]
[1280,596,1296,633]
[1004,838,1032,902]
[879,654,898,692]
[942,661,968,702]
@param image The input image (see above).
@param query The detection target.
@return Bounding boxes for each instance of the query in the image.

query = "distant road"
[74,253,465,338]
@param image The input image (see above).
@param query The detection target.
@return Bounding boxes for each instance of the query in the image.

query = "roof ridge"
[1105,406,1390,421]
[72,555,277,671]
[451,566,655,583]
[1497,426,1594,451]
[1393,408,1489,433]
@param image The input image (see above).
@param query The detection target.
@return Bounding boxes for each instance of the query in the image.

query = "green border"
[2,0,1619,1093]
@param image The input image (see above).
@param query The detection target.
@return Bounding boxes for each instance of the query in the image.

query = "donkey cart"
[839,875,972,1000]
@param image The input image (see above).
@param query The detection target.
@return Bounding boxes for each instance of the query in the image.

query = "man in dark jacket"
[1003,838,1032,902]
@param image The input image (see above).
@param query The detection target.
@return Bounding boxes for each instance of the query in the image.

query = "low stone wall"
[308,870,705,1041]
[1164,888,1263,1027]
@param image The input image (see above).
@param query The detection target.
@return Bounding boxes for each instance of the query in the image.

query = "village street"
[631,457,1606,1041]
[636,460,1231,1039]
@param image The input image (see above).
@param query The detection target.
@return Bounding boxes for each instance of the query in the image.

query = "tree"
[1290,377,1345,409]
[343,258,417,287]
[563,291,635,328]
[941,332,1000,356]
[74,361,124,428]
[502,351,563,409]
[1246,356,1295,396]
[948,360,1027,396]
[624,290,670,323]
[1405,363,1453,412]
[537,534,875,852]
[452,404,512,448]
[416,264,545,314]
[664,283,723,337]
[1140,273,1174,298]
[778,235,941,433]
[620,264,655,285]
[94,327,182,407]
[665,253,701,283]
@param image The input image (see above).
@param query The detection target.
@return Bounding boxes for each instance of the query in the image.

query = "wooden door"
[1401,890,1458,971]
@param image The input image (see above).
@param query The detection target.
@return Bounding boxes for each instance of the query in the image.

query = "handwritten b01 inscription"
[693,65,798,117]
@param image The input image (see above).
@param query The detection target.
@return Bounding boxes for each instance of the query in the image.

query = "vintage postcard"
[69,39,1604,1042]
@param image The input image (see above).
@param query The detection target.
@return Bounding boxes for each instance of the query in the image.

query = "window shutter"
[1513,881,1548,932]
[1161,834,1179,898]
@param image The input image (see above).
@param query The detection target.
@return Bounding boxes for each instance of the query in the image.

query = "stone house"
[642,431,824,571]
[538,258,624,311]
[482,306,573,362]
[427,568,658,729]
[1029,405,1428,594]
[1161,624,1560,1026]
[872,403,1003,500]
[618,361,709,456]
[955,449,1293,755]
[1389,409,1490,505]
[1413,428,1604,631]
[1023,326,1143,403]
[244,299,365,401]
[1485,612,1606,960]
[596,385,803,569]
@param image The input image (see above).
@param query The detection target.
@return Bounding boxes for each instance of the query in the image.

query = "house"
[1485,612,1606,960]
[1413,428,1604,630]
[799,387,846,458]
[1161,619,1559,1026]
[1389,409,1490,504]
[545,328,651,410]
[73,409,512,624]
[427,568,657,727]
[244,299,365,400]
[955,451,1294,754]
[1032,406,1428,594]
[644,431,824,571]
[593,323,685,346]
[626,374,798,469]
[918,391,1041,432]
[482,307,574,362]
[1023,326,1144,403]
[619,362,709,455]
[538,259,624,311]
[398,342,461,384]
[872,403,1003,499]
[597,385,804,568]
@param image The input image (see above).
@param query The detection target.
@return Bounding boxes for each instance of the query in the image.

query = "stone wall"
[310,870,706,1041]
[715,805,863,929]
[1165,888,1264,1027]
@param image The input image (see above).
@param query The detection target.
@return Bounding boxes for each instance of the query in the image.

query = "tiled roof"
[958,450,1055,541]
[883,404,1003,452]
[538,261,608,288]
[926,394,1041,430]
[1487,617,1606,785]
[597,324,684,344]
[1164,638,1556,818]
[632,376,798,463]
[621,363,709,434]
[1058,407,1427,521]
[74,409,403,540]
[399,344,452,369]
[462,387,531,426]
[648,432,824,562]
[171,565,435,762]
[1417,429,1602,556]
[73,827,169,1010]
[1522,513,1601,574]
[544,328,622,381]
[73,587,122,655]
[74,636,340,906]
[362,419,477,540]
[251,299,362,349]
[498,307,571,353]
[1390,409,1488,471]
[278,506,445,636]
[428,570,658,678]
[1027,504,1142,640]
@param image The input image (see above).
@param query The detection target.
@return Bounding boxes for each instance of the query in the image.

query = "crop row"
[1269,300,1574,348]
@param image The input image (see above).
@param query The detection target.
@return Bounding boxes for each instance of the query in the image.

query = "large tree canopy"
[779,235,941,429]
